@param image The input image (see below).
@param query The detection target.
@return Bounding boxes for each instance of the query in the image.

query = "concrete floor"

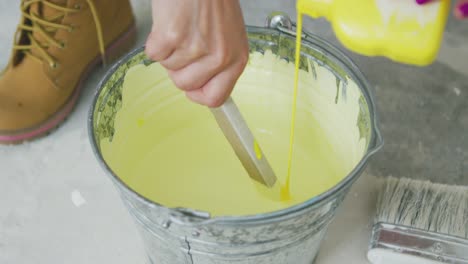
[1,1,467,263]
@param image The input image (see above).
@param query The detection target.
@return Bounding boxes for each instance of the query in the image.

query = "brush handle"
[368,222,468,264]
[210,97,277,187]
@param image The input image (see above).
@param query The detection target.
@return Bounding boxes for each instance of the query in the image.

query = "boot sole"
[0,23,137,145]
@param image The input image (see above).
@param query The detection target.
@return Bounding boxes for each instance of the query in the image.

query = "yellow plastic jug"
[297,0,450,66]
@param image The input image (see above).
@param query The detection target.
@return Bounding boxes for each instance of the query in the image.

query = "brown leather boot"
[0,0,136,144]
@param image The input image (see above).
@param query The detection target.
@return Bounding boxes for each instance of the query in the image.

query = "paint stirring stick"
[210,97,279,190]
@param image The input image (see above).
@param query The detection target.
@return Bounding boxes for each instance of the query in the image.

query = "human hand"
[145,0,249,107]
[416,0,468,19]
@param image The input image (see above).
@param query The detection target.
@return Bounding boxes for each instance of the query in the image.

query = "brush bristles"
[376,177,468,239]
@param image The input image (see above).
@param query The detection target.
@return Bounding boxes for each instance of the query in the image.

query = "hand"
[146,0,249,107]
[416,0,468,20]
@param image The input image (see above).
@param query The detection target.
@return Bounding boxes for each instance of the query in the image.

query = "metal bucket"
[88,13,383,264]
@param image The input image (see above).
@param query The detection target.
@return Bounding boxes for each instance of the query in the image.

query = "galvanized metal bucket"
[88,13,383,264]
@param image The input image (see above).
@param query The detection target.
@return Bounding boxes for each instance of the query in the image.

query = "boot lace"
[13,0,106,68]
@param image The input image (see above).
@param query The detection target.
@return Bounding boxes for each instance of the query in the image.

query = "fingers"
[166,46,235,91]
[185,68,238,108]
[146,25,207,68]
[185,58,248,107]
[145,26,245,107]
[146,0,249,107]
[145,0,193,62]
[160,38,208,70]
[145,31,176,62]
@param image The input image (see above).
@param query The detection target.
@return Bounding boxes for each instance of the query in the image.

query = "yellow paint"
[284,13,304,200]
[253,140,263,160]
[253,180,284,202]
[297,0,450,66]
[137,118,145,128]
[100,50,366,217]
[252,139,287,202]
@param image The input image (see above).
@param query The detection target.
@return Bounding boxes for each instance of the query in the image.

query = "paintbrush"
[368,177,468,264]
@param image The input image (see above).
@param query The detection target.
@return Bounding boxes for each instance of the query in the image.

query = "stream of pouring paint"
[284,12,305,199]
[100,19,363,216]
[256,11,304,201]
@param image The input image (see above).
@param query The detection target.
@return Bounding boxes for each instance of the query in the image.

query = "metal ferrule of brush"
[368,222,468,264]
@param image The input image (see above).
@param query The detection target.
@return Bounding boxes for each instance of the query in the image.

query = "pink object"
[416,0,432,5]
[457,2,468,18]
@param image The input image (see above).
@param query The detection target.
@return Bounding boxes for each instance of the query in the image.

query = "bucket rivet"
[192,231,200,237]
[434,242,443,253]
[265,12,293,30]
[162,220,171,229]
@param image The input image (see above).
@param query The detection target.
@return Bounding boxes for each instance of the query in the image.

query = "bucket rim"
[88,25,383,226]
